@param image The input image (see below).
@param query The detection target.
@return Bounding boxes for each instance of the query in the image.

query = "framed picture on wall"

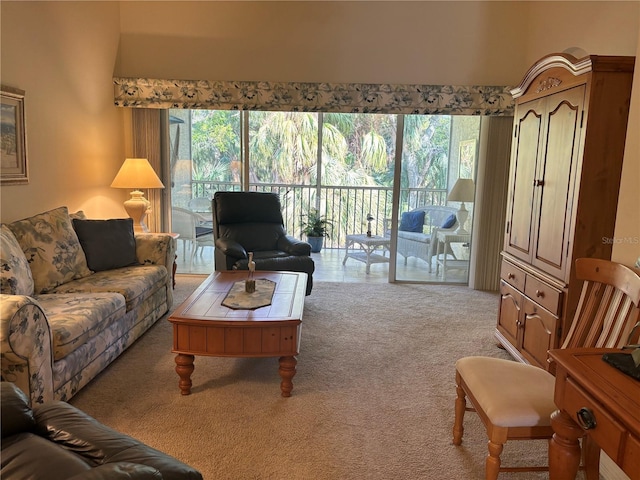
[458,139,476,179]
[1,85,28,185]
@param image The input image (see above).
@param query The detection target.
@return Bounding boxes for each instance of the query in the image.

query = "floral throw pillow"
[69,210,87,220]
[0,224,35,295]
[8,206,92,293]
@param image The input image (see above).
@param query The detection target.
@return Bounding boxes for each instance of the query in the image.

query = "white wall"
[524,1,639,61]
[115,1,639,86]
[1,1,638,267]
[115,1,531,85]
[0,1,126,221]
[612,25,640,267]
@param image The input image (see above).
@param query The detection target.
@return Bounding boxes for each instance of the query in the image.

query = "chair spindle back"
[562,258,640,350]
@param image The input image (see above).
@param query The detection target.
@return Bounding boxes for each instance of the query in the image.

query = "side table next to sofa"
[435,231,470,280]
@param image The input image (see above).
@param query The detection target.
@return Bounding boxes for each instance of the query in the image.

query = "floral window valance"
[114,77,514,116]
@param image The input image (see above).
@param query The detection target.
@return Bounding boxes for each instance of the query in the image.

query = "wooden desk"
[548,348,640,480]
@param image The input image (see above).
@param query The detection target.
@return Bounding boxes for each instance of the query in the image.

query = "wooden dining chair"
[452,258,640,480]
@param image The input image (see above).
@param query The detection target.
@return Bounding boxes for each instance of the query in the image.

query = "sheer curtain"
[469,116,513,291]
[131,109,163,233]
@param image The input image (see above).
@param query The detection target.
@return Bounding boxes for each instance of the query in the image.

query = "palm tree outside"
[170,109,478,250]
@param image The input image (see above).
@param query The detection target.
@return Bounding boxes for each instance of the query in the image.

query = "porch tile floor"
[175,245,469,284]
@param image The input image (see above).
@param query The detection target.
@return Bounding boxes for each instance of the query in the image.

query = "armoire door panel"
[504,102,543,261]
[532,86,585,279]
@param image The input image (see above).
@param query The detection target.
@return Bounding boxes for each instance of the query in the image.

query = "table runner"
[221,279,276,310]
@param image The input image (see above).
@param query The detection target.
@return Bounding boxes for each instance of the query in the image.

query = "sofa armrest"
[135,234,177,307]
[134,233,177,274]
[278,236,311,256]
[34,401,203,480]
[0,295,55,406]
[135,233,176,274]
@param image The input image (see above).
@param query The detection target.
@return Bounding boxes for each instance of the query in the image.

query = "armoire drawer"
[524,276,562,315]
[501,260,526,291]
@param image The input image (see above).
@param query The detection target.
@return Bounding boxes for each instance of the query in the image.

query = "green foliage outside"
[176,109,475,242]
[300,208,333,238]
[190,110,241,186]
[187,110,451,190]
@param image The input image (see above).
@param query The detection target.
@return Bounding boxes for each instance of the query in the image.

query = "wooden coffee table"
[169,270,307,397]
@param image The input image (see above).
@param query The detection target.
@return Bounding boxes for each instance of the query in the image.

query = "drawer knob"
[576,407,597,430]
[535,289,545,298]
[508,273,515,280]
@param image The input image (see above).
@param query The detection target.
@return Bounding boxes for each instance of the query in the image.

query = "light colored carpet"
[70,275,574,480]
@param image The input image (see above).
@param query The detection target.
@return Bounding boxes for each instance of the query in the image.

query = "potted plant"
[301,208,332,253]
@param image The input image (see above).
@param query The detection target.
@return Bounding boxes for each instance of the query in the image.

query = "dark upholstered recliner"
[212,191,315,295]
[1,382,202,480]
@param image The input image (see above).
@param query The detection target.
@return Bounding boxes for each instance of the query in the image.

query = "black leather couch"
[212,191,315,295]
[1,382,202,480]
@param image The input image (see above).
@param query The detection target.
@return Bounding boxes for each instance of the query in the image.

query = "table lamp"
[447,178,475,235]
[111,158,165,233]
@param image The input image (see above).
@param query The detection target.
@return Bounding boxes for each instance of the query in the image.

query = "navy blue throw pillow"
[399,211,425,233]
[73,218,138,272]
[441,213,457,229]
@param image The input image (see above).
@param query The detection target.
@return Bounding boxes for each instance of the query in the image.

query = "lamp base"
[123,190,151,233]
[455,203,469,235]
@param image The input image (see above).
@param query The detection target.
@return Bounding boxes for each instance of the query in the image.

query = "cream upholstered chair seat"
[455,357,556,428]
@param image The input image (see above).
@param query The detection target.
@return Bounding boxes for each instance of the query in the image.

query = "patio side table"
[342,234,390,274]
[435,231,470,280]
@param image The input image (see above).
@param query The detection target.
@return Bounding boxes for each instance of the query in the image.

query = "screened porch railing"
[186,181,448,249]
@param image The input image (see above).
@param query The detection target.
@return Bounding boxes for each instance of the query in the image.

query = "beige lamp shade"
[111,158,165,189]
[447,178,475,234]
[447,178,475,203]
[111,158,165,233]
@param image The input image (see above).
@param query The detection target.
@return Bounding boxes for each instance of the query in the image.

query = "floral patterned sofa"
[0,206,176,406]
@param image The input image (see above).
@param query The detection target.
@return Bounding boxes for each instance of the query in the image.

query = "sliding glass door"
[167,108,479,283]
[393,115,479,282]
